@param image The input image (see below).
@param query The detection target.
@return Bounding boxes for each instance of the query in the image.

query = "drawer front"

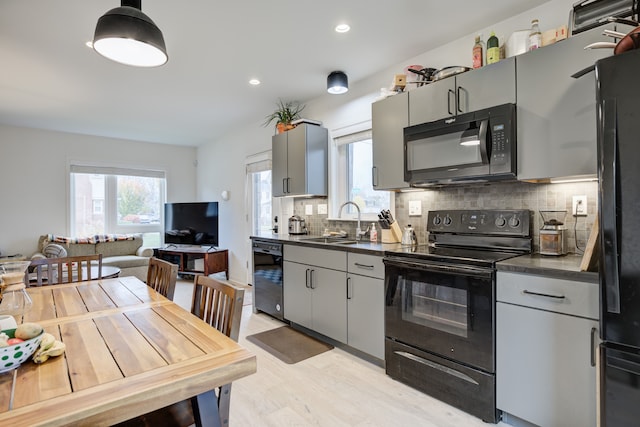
[283,245,346,271]
[497,271,599,319]
[347,253,384,279]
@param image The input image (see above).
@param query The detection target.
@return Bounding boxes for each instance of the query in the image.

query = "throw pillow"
[43,243,68,259]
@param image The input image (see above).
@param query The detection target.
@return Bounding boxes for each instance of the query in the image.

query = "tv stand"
[156,246,228,279]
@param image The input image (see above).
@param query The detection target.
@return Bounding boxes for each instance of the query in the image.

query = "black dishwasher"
[252,239,284,320]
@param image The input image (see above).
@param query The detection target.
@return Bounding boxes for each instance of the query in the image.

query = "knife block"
[381,222,402,243]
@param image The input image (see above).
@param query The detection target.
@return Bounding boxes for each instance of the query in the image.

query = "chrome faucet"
[338,201,365,240]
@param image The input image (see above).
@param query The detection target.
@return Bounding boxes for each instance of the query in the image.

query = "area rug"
[246,326,333,364]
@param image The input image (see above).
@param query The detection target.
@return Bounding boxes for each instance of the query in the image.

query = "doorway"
[245,152,273,284]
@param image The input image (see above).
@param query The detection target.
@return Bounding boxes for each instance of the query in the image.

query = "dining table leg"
[191,390,222,427]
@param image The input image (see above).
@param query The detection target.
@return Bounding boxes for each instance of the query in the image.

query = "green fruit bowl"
[0,328,44,373]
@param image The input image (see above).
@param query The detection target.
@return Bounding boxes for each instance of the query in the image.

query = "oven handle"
[384,257,493,279]
[394,351,479,385]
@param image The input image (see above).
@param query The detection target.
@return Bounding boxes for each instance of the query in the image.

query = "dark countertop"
[252,234,599,282]
[497,253,598,283]
[251,233,404,256]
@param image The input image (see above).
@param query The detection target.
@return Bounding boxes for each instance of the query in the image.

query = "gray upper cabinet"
[372,91,410,190]
[516,23,630,181]
[272,123,328,197]
[408,57,516,126]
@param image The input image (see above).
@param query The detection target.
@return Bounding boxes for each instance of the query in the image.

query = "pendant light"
[93,0,168,67]
[327,71,348,94]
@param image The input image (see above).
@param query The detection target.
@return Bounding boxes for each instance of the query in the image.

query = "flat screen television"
[164,202,219,247]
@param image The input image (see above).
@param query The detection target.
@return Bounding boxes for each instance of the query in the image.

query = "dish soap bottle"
[472,35,484,69]
[528,19,542,51]
[370,222,378,242]
[486,31,500,64]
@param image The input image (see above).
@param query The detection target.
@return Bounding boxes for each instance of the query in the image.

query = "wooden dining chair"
[146,257,178,300]
[116,275,245,427]
[28,254,103,286]
[188,275,245,426]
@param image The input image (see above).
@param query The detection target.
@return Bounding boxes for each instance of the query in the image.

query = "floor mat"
[246,326,333,364]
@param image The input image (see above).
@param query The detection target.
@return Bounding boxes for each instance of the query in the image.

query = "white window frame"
[69,164,166,236]
[328,121,394,221]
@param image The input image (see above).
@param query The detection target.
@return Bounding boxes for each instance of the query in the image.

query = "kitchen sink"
[301,237,359,245]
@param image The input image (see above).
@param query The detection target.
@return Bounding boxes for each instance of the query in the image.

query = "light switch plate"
[305,204,313,215]
[409,200,422,216]
[318,204,327,215]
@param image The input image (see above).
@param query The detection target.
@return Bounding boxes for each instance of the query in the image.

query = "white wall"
[197,0,578,284]
[0,124,197,257]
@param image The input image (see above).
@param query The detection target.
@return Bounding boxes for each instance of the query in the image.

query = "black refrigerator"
[595,49,640,427]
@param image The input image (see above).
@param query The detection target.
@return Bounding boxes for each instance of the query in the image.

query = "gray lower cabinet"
[516,23,632,181]
[283,246,347,343]
[283,245,384,359]
[272,123,328,197]
[496,271,599,427]
[347,253,385,360]
[282,260,313,329]
[372,91,410,190]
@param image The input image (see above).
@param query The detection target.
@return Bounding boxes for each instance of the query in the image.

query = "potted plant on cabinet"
[263,99,305,133]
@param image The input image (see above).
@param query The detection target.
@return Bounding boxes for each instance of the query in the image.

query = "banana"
[32,340,66,364]
[39,333,55,351]
[32,352,49,364]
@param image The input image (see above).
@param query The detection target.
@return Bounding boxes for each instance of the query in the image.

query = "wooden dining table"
[0,276,257,427]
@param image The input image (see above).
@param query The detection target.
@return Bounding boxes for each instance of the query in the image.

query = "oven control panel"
[428,209,531,236]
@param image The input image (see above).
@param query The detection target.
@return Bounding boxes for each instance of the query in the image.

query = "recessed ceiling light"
[335,24,350,33]
[249,79,261,86]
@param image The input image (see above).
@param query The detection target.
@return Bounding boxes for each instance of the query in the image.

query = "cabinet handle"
[354,262,375,270]
[447,89,455,116]
[310,269,316,289]
[591,327,598,367]
[522,289,566,299]
[305,269,310,288]
[286,177,291,194]
[283,178,287,194]
[456,86,465,113]
[346,277,352,300]
[372,166,378,187]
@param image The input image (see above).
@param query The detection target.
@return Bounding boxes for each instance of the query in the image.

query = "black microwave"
[404,103,516,186]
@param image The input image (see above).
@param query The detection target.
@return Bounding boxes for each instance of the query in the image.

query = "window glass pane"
[71,169,164,237]
[116,175,162,225]
[347,139,390,214]
[72,173,106,235]
[252,170,272,234]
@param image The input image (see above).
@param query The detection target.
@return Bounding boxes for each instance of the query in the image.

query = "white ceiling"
[0,1,549,146]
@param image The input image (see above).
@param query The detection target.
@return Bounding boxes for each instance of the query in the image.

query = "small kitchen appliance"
[288,215,308,235]
[401,224,417,246]
[539,210,567,256]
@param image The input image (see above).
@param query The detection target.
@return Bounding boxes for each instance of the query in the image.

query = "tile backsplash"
[292,180,598,255]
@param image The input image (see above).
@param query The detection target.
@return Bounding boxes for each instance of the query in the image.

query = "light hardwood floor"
[174,278,510,427]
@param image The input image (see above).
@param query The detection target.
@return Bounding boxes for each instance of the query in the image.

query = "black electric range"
[383,209,532,423]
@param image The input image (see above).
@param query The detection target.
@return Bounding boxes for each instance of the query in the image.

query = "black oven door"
[384,256,495,372]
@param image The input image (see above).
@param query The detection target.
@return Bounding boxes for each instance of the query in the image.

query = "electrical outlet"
[305,204,313,215]
[572,195,587,216]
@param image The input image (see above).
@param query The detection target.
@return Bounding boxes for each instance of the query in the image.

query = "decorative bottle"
[486,31,500,64]
[528,19,542,51]
[472,35,484,69]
